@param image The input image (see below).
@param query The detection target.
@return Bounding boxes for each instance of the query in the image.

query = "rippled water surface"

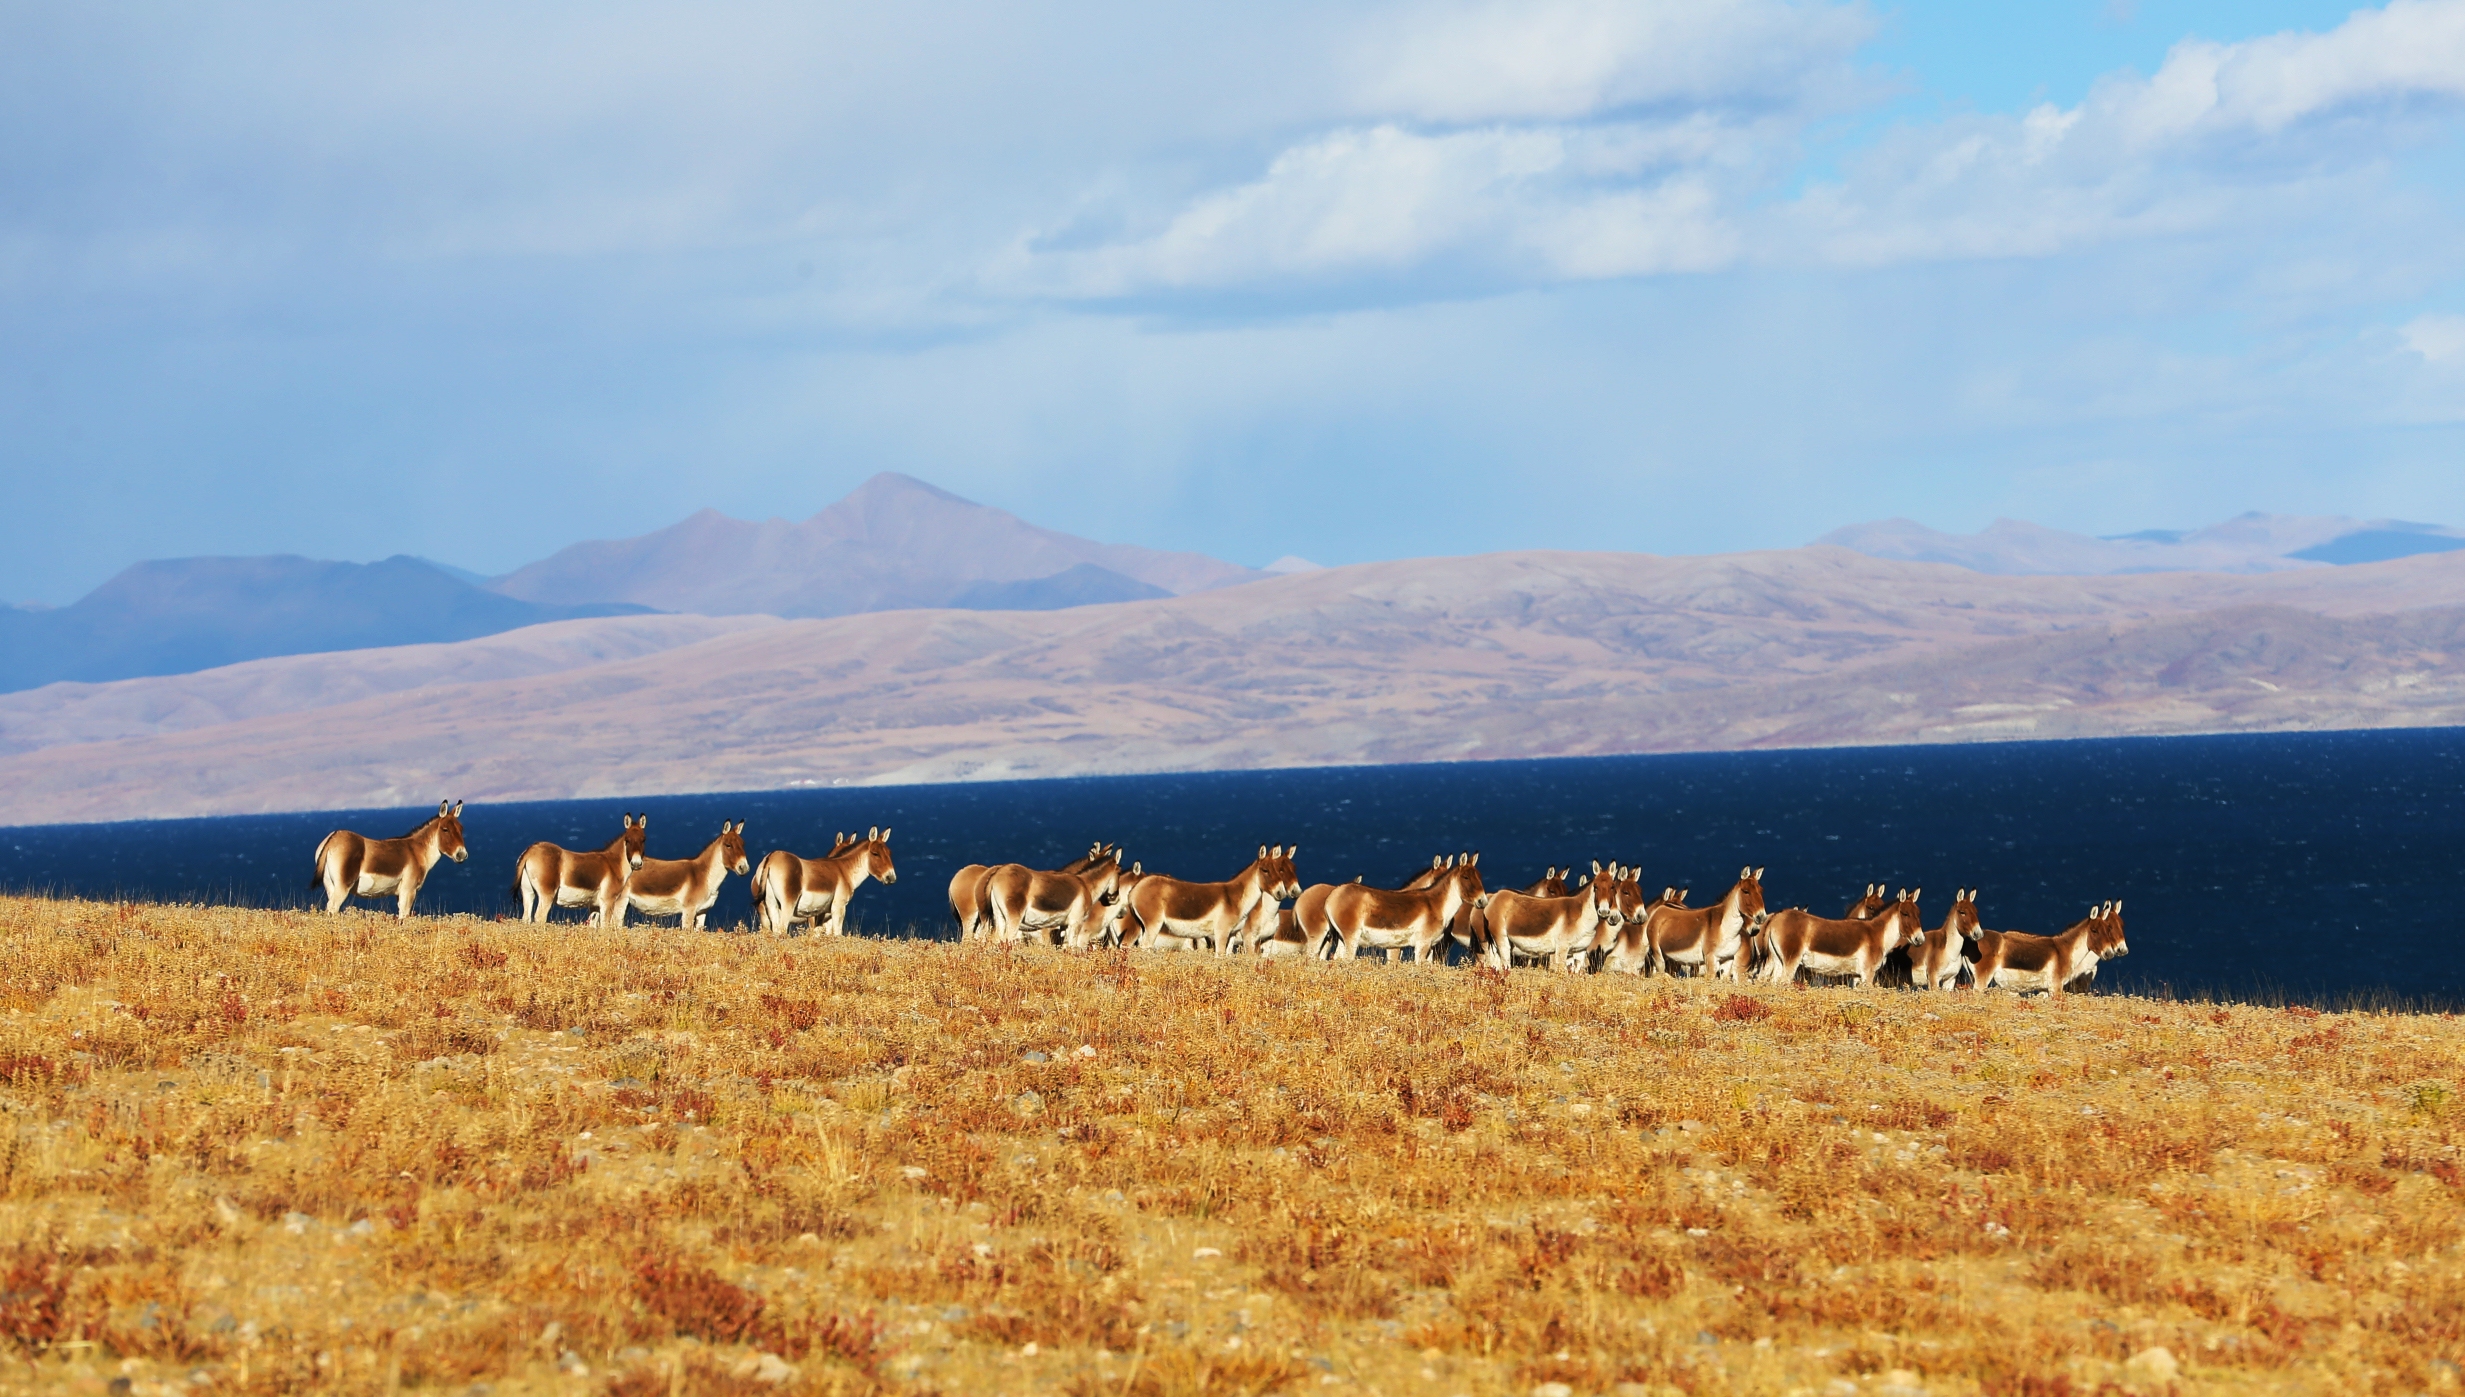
[4,728,2459,1002]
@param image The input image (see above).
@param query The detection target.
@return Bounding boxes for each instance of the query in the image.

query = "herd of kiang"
[311,804,2126,994]
[955,841,2130,995]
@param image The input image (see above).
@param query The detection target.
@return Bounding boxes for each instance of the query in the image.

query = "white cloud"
[1005,121,1739,297]
[1794,0,2465,266]
[2402,312,2465,363]
[1000,0,1860,300]
[1350,0,1874,123]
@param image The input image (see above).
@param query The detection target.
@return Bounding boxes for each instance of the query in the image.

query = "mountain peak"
[492,474,1261,617]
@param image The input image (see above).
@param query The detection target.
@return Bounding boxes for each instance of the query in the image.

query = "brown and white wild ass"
[512,812,646,925]
[312,800,469,919]
[1750,888,1924,988]
[621,821,751,930]
[1970,901,2128,997]
[949,842,1111,940]
[980,848,1124,948]
[1478,867,1624,972]
[1614,867,1764,977]
[1906,889,1981,990]
[1125,846,1300,954]
[1517,867,1571,898]
[754,827,897,936]
[1317,854,1486,963]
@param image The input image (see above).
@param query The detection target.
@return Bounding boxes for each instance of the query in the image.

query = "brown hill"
[2,547,2461,824]
[489,472,1261,617]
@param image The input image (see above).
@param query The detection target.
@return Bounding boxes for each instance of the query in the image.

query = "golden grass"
[0,894,2460,1396]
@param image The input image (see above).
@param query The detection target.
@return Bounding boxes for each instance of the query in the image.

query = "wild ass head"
[864,826,898,885]
[718,820,751,875]
[434,800,469,863]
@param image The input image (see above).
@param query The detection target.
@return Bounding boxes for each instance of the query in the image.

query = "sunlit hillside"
[0,895,2458,1395]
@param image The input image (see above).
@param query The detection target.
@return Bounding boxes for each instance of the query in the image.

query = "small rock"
[1022,1050,1049,1064]
[1194,1246,1222,1259]
[732,1353,795,1385]
[2126,1347,2180,1382]
[1013,1089,1045,1115]
[901,1166,928,1180]
[1077,1043,1097,1057]
[1532,1385,1575,1397]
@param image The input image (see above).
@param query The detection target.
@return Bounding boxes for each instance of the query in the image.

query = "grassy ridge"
[0,896,2459,1395]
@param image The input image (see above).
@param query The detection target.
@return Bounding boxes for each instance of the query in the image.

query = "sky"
[4,0,2464,603]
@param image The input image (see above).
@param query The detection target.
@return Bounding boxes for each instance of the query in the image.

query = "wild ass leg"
[395,868,423,921]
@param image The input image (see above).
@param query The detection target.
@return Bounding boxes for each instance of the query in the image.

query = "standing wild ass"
[512,813,646,925]
[1970,901,2128,997]
[1750,888,1925,988]
[621,821,751,930]
[950,843,1111,940]
[1315,854,1486,963]
[755,827,897,936]
[981,848,1124,948]
[1905,888,1981,990]
[1125,845,1300,954]
[1608,866,1764,977]
[313,800,468,919]
[1478,866,1625,972]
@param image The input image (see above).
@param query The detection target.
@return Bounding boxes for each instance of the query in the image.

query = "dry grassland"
[0,894,2460,1396]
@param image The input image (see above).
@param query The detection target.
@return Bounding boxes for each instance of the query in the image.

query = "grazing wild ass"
[1751,888,1925,988]
[621,821,751,930]
[1318,854,1486,963]
[1617,867,1764,977]
[1479,867,1625,972]
[1126,846,1301,955]
[950,842,1111,940]
[512,812,647,925]
[981,848,1124,948]
[312,800,468,919]
[1970,901,2129,997]
[754,827,897,936]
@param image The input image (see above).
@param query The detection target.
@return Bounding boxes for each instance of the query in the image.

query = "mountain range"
[11,472,2457,699]
[5,480,2463,822]
[0,555,651,693]
[0,474,1256,696]
[4,542,2462,824]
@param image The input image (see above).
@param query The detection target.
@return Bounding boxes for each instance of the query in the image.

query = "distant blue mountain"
[2286,530,2465,566]
[0,555,652,694]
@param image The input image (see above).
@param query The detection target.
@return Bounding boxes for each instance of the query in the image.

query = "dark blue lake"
[3,728,2459,1005]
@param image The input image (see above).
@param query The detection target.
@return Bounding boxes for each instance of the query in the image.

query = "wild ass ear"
[2112,900,2122,915]
[1288,844,1298,858]
[1739,865,1750,880]
[880,828,891,841]
[439,800,450,816]
[1592,859,1604,875]
[1754,866,1765,880]
[452,799,464,815]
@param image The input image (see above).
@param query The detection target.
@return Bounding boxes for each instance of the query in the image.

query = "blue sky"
[4,0,2463,602]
